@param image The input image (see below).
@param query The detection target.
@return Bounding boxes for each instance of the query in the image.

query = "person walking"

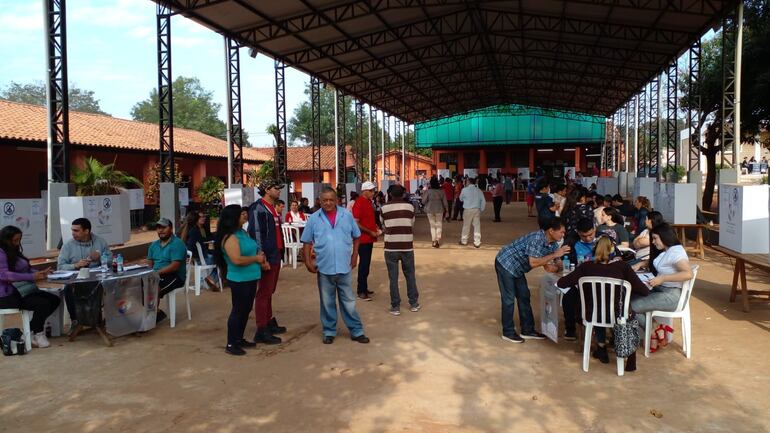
[504,175,514,204]
[351,181,381,301]
[495,217,571,343]
[422,176,448,248]
[300,187,370,345]
[380,185,421,315]
[247,179,287,344]
[214,205,266,356]
[442,177,454,222]
[459,177,486,248]
[452,175,464,221]
[491,178,504,222]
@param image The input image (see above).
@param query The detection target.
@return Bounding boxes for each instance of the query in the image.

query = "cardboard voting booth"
[126,189,145,211]
[596,177,619,196]
[409,179,419,194]
[581,176,598,188]
[301,182,322,206]
[0,198,46,258]
[463,169,478,178]
[517,168,530,180]
[719,184,769,254]
[488,168,502,180]
[618,172,629,198]
[654,182,697,225]
[438,169,451,179]
[564,167,576,181]
[224,185,256,207]
[633,177,656,208]
[59,195,130,245]
[178,188,189,206]
[345,183,362,202]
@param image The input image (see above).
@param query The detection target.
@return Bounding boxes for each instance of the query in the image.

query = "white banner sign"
[437,169,451,179]
[517,167,530,179]
[60,195,130,245]
[487,168,502,179]
[178,188,189,206]
[564,167,576,180]
[127,189,145,210]
[1,198,46,258]
[463,169,478,178]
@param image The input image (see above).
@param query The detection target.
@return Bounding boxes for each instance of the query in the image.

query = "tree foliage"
[678,0,770,210]
[131,76,249,145]
[72,157,141,196]
[1,81,108,115]
[143,162,184,203]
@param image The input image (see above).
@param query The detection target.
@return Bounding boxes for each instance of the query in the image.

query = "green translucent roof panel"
[416,105,606,148]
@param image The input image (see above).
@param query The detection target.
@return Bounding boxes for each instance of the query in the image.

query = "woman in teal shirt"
[215,205,266,356]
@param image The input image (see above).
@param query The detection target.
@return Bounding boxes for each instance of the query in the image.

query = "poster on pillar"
[59,195,130,245]
[127,189,145,211]
[1,198,45,258]
[564,167,576,181]
[487,168,502,180]
[517,168,530,180]
[463,169,478,179]
[178,188,189,207]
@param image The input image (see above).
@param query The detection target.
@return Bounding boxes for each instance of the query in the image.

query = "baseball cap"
[361,181,376,191]
[155,218,173,228]
[258,178,285,195]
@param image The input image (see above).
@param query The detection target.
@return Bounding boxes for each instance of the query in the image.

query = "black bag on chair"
[613,285,640,358]
[1,328,26,356]
[70,281,104,328]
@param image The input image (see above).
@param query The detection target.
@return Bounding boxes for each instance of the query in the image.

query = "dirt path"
[3,203,770,433]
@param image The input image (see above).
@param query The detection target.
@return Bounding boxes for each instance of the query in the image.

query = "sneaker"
[409,303,421,312]
[521,331,546,340]
[351,334,370,344]
[254,329,282,345]
[358,293,372,301]
[474,243,481,248]
[322,336,335,344]
[237,339,257,348]
[501,334,524,344]
[156,310,168,323]
[268,318,287,335]
[389,307,401,316]
[458,242,468,246]
[32,332,50,348]
[225,344,246,356]
[564,330,577,341]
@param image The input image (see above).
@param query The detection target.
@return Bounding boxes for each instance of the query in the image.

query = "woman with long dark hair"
[561,189,594,244]
[0,226,59,348]
[633,196,652,238]
[214,205,266,356]
[179,210,219,291]
[632,210,665,261]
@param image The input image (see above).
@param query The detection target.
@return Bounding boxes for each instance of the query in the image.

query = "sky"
[0,0,310,148]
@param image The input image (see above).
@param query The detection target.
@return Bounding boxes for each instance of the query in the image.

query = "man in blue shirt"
[562,218,597,340]
[145,218,187,323]
[495,217,570,343]
[301,187,370,345]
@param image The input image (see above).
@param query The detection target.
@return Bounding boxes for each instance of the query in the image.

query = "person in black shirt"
[179,210,220,291]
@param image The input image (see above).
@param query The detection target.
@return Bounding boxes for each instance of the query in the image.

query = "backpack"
[1,328,26,356]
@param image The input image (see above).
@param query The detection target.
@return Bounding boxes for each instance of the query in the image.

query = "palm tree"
[71,157,142,196]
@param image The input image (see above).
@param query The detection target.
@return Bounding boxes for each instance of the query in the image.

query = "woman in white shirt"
[630,223,693,331]
[631,210,664,260]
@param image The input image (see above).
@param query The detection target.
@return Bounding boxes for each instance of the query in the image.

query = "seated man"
[561,218,597,341]
[57,218,111,332]
[145,218,187,323]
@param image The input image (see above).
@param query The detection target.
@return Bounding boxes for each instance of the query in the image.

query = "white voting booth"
[437,169,451,179]
[719,184,769,254]
[380,180,393,197]
[564,167,576,181]
[301,182,322,206]
[654,182,697,224]
[408,179,419,194]
[618,172,629,198]
[127,189,145,211]
[224,185,257,207]
[488,168,502,180]
[581,176,598,188]
[59,195,130,245]
[463,169,478,178]
[1,198,46,258]
[345,183,361,202]
[596,177,619,196]
[634,177,656,208]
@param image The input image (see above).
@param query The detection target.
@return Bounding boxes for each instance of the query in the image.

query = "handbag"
[1,328,26,356]
[613,285,640,358]
[12,280,40,297]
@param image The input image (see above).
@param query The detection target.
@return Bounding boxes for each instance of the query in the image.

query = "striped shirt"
[379,199,415,251]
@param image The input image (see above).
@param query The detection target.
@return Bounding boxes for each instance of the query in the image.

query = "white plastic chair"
[644,265,699,359]
[193,242,222,296]
[578,276,633,376]
[281,224,302,269]
[166,251,193,328]
[0,309,32,352]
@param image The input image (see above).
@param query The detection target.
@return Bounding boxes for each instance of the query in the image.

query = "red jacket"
[285,211,307,223]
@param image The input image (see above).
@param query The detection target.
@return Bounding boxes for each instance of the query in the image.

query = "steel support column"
[156,2,174,182]
[310,76,321,183]
[45,0,69,183]
[355,100,364,181]
[721,12,736,168]
[382,112,389,181]
[623,103,630,172]
[688,40,702,171]
[394,118,401,181]
[648,76,660,179]
[224,37,244,186]
[610,111,617,172]
[334,89,346,185]
[274,60,288,183]
[665,60,678,170]
[369,106,376,182]
[637,87,647,174]
[401,120,406,184]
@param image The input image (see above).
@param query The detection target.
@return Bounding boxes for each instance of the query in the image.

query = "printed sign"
[178,188,189,206]
[487,168,502,179]
[564,167,576,180]
[60,194,130,245]
[517,168,530,179]
[437,169,451,179]
[0,198,46,258]
[463,169,478,178]
[127,189,145,210]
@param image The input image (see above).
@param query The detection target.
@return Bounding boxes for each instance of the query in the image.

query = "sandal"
[655,325,669,348]
[649,335,659,353]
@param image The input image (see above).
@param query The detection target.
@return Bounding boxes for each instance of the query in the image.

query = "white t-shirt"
[653,245,689,288]
[634,229,650,259]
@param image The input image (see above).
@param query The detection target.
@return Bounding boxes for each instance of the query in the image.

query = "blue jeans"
[204,253,219,281]
[317,272,365,338]
[496,261,536,336]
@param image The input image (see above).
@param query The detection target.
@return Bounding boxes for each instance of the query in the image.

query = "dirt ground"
[3,203,770,433]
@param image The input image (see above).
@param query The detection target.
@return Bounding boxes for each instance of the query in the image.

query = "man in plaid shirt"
[495,217,571,343]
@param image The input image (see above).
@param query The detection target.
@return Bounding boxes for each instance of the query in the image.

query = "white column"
[334,88,340,185]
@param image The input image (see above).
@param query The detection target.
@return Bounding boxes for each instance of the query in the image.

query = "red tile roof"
[282,145,356,171]
[0,99,271,162]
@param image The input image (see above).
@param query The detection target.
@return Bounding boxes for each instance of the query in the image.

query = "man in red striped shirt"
[380,184,421,316]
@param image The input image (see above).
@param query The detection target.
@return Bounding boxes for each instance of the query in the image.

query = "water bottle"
[562,256,570,276]
[101,251,111,272]
[116,254,124,273]
[577,254,584,265]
